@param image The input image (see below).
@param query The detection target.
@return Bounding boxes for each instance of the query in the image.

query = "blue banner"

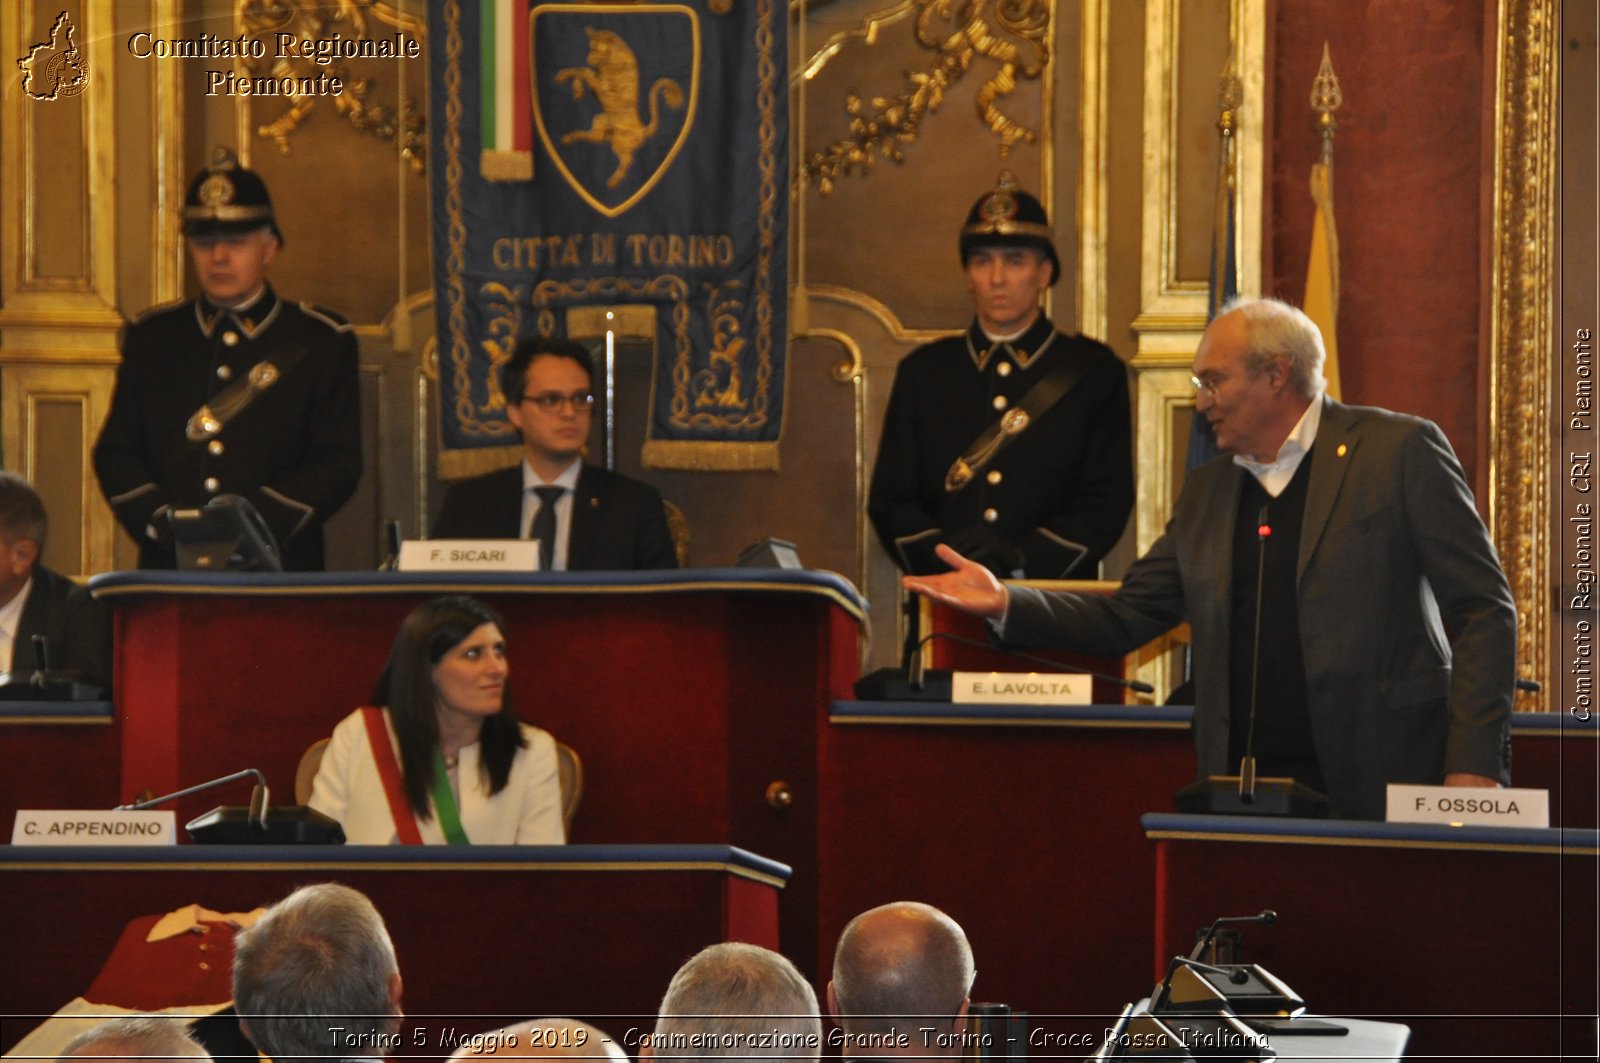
[429,0,788,474]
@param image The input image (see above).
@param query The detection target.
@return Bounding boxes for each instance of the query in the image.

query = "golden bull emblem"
[531,10,700,218]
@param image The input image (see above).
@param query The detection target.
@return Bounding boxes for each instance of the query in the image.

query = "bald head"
[59,1017,209,1062]
[651,942,821,1063]
[446,1019,626,1063]
[830,902,974,1046]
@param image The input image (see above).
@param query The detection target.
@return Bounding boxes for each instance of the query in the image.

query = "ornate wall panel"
[1,1,126,577]
[1488,0,1556,707]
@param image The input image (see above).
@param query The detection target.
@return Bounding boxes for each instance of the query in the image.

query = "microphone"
[379,519,403,571]
[1149,955,1251,1014]
[119,768,270,832]
[1189,909,1276,962]
[909,631,1155,695]
[1171,503,1329,817]
[29,634,51,686]
[1238,506,1271,802]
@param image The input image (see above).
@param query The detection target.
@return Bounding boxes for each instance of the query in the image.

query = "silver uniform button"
[216,365,233,381]
[983,507,998,523]
[992,394,1008,410]
[208,440,224,456]
[996,361,1013,377]
[986,470,1002,485]
[203,477,220,493]
[222,331,239,347]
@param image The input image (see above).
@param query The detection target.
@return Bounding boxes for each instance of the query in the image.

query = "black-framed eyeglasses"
[520,390,596,413]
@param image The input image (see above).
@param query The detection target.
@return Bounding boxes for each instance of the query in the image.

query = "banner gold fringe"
[480,150,533,182]
[437,444,524,480]
[641,440,781,472]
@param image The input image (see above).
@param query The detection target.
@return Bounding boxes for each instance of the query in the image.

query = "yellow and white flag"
[1304,160,1342,400]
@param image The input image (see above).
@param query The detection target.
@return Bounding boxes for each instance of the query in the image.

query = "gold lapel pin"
[1336,443,1348,458]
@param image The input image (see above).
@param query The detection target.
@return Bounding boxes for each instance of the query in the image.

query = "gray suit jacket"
[1003,398,1516,819]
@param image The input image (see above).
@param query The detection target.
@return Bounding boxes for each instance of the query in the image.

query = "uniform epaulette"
[127,298,188,325]
[298,302,354,332]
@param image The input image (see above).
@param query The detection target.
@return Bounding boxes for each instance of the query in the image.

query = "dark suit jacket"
[430,463,678,570]
[12,564,112,690]
[1002,398,1516,820]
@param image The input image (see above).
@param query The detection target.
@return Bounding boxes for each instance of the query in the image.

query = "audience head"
[58,1017,209,1062]
[446,1019,627,1063]
[829,902,975,1051]
[0,472,47,606]
[373,595,524,817]
[648,942,821,1063]
[232,883,402,1063]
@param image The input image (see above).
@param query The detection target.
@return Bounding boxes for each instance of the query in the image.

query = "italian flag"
[481,0,533,181]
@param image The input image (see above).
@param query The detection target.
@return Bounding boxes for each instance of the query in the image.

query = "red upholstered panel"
[0,722,120,830]
[0,859,782,1058]
[108,581,858,976]
[817,720,1193,1020]
[1151,836,1596,1060]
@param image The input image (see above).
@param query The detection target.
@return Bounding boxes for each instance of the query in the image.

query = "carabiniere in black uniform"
[868,172,1134,579]
[93,148,360,571]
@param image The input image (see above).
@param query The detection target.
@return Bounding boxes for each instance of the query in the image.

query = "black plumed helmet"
[182,146,284,245]
[958,169,1059,285]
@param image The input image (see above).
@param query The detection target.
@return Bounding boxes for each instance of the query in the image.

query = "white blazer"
[308,708,565,845]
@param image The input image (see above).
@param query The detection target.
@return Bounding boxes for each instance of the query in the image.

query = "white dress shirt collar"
[0,575,34,673]
[1232,395,1323,498]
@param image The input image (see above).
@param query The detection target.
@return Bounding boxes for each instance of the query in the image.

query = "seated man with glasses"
[431,337,678,570]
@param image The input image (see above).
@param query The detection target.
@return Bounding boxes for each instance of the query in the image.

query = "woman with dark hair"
[308,595,564,844]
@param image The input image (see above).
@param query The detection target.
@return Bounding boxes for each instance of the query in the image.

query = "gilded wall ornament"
[238,0,427,171]
[802,0,1050,194]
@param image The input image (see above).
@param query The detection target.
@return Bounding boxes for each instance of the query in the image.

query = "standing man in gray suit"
[904,297,1516,820]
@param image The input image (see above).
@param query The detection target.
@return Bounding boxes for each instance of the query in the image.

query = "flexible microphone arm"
[117,768,270,831]
[1189,909,1278,962]
[909,631,1156,694]
[1149,954,1251,1014]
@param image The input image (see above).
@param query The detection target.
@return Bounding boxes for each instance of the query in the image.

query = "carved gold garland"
[801,0,1050,195]
[237,0,427,171]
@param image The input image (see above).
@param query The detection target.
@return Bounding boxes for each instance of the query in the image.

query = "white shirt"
[519,460,582,571]
[1232,396,1323,497]
[307,709,565,845]
[0,576,33,673]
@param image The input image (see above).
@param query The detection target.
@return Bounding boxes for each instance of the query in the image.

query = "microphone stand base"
[186,805,346,844]
[1173,776,1331,818]
[852,667,953,702]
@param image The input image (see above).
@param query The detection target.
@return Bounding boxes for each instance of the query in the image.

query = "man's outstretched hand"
[902,544,1010,620]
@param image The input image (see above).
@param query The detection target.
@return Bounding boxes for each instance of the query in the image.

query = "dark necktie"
[528,486,566,570]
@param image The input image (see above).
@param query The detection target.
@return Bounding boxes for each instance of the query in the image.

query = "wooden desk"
[819,702,1193,1018]
[1143,814,1600,1061]
[0,703,118,829]
[0,843,787,1055]
[84,569,862,972]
